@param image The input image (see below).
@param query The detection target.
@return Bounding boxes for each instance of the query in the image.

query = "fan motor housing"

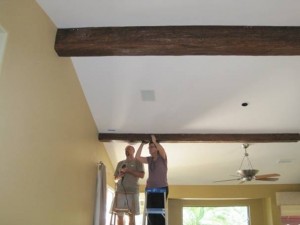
[237,169,259,176]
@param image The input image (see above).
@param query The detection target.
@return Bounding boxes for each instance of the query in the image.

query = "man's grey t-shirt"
[115,159,144,193]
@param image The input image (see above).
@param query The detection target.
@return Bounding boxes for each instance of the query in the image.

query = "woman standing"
[135,135,168,225]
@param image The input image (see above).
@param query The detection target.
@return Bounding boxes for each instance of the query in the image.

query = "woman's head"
[148,141,158,156]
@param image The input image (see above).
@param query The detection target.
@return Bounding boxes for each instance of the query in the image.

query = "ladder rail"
[142,188,168,225]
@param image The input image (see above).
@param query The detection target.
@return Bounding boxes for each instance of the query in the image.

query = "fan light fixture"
[214,144,280,183]
[237,143,258,181]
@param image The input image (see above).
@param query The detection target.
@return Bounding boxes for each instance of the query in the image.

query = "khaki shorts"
[110,192,140,215]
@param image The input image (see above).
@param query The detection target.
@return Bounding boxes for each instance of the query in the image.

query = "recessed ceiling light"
[141,90,155,101]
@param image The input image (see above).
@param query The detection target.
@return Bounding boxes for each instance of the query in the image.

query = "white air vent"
[140,90,155,101]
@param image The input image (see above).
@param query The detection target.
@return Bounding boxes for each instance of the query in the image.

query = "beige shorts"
[110,192,140,216]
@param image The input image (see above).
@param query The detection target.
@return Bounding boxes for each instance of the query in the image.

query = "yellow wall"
[166,184,300,225]
[0,0,114,225]
[139,184,300,225]
[169,198,264,225]
[1,1,300,225]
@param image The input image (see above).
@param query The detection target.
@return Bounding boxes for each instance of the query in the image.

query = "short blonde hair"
[125,145,134,151]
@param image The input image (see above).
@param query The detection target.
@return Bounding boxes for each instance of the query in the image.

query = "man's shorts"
[110,192,140,216]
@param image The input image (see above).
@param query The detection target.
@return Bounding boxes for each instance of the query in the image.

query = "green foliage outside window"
[183,206,249,225]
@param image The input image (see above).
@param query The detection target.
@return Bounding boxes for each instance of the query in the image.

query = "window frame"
[182,205,250,225]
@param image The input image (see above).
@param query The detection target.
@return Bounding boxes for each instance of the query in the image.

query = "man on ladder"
[110,145,145,225]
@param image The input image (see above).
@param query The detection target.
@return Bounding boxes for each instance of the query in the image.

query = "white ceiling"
[36,0,300,185]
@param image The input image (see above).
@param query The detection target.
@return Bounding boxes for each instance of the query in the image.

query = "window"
[183,206,249,225]
[106,187,145,225]
[106,186,115,225]
[136,192,145,224]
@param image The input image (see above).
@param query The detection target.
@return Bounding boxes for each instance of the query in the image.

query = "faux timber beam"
[55,26,300,56]
[98,133,300,143]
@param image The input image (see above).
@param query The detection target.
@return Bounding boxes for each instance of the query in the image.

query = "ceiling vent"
[140,90,155,101]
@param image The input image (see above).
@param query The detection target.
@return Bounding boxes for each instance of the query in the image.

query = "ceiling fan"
[214,144,280,183]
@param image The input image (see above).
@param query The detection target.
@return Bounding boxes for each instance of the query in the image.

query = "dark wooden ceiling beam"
[98,133,300,143]
[55,26,300,56]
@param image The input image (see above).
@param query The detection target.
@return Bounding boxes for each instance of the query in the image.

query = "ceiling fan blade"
[255,173,280,179]
[214,178,240,183]
[255,177,279,181]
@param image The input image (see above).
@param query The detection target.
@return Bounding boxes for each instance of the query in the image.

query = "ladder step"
[146,208,165,214]
[143,188,168,225]
[146,187,167,193]
[112,208,131,213]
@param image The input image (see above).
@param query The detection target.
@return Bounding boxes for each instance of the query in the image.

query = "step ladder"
[110,192,135,225]
[142,187,168,225]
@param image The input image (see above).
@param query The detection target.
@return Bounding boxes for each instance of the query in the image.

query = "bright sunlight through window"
[106,186,145,225]
[183,206,249,225]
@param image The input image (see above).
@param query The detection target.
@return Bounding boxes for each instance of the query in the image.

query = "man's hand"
[120,167,126,175]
